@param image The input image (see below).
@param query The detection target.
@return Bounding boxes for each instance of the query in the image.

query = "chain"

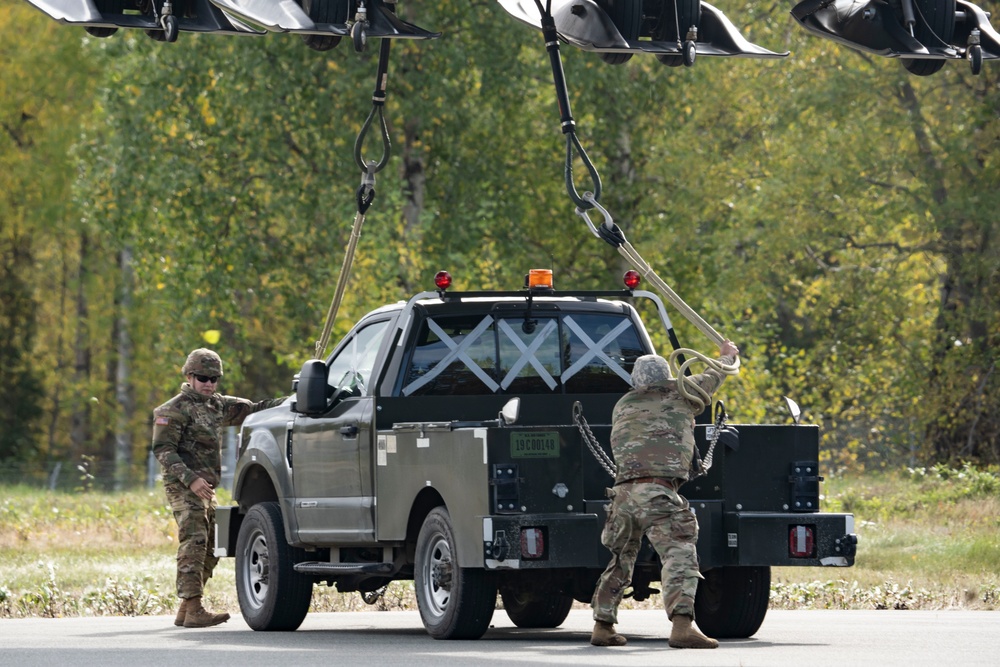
[691,401,727,479]
[572,402,617,478]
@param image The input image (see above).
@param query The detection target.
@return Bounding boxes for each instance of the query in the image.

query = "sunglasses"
[193,374,220,383]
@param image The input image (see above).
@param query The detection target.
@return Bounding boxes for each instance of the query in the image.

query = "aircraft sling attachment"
[315,38,394,359]
[576,194,739,410]
[532,0,738,410]
[533,0,603,211]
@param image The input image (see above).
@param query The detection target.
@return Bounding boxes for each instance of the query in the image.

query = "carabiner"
[356,160,377,214]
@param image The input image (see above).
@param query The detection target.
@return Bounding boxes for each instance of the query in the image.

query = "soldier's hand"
[190,477,215,501]
[720,340,739,358]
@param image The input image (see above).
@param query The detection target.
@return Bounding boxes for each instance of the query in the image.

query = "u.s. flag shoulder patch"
[155,416,170,426]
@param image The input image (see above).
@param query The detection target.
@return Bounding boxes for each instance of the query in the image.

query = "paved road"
[1,609,996,666]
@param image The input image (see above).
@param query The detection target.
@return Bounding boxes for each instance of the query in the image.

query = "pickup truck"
[215,268,857,639]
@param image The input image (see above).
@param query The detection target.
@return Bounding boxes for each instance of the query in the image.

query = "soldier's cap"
[182,348,224,377]
[631,354,673,389]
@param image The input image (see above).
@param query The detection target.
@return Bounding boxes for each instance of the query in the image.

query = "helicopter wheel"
[84,26,118,38]
[598,0,640,64]
[163,14,178,42]
[901,0,956,76]
[656,54,685,67]
[683,39,697,67]
[299,0,346,51]
[969,44,983,75]
[351,20,367,52]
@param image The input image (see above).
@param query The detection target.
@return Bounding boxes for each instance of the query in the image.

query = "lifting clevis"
[791,0,1000,76]
[22,0,266,41]
[498,0,787,67]
[206,0,440,52]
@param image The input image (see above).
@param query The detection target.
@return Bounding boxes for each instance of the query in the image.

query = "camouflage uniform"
[152,349,285,599]
[592,353,736,624]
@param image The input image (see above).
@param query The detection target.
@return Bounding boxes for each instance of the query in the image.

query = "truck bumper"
[481,513,603,569]
[693,504,857,567]
[213,505,241,558]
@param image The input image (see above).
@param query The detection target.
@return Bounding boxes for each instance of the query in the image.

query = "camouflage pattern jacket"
[152,383,286,488]
[610,356,735,485]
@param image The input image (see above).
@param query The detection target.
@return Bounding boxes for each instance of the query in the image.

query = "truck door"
[291,319,389,544]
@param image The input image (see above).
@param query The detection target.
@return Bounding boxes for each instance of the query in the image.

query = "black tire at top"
[500,585,574,628]
[235,502,314,631]
[655,0,702,67]
[163,14,178,43]
[87,0,125,37]
[600,0,642,65]
[300,0,347,52]
[414,507,497,639]
[969,43,983,75]
[85,26,119,38]
[351,20,367,53]
[694,566,770,639]
[902,0,957,76]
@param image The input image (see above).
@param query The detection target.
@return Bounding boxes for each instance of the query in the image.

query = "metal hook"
[574,191,613,235]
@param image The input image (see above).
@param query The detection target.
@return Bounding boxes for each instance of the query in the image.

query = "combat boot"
[173,598,189,627]
[668,614,718,649]
[590,620,627,646]
[182,596,230,628]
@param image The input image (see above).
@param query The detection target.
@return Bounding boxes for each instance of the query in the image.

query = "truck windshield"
[400,311,645,396]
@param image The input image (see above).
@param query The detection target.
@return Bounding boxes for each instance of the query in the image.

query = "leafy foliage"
[1,0,999,470]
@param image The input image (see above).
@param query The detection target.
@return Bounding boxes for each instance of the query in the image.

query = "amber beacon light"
[527,269,553,290]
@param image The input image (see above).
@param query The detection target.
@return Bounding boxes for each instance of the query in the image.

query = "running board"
[293,561,395,576]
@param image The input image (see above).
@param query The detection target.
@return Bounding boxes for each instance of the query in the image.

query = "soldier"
[152,348,287,628]
[590,340,739,648]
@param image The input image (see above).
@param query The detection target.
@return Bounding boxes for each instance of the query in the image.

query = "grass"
[1,464,998,618]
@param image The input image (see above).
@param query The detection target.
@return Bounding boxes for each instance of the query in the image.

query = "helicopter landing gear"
[967,29,983,75]
[144,0,178,42]
[300,0,347,51]
[351,1,369,52]
[901,0,956,76]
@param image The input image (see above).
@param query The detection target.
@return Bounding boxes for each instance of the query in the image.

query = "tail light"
[520,527,546,559]
[789,525,815,558]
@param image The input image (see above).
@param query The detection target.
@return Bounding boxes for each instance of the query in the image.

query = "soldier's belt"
[616,476,681,490]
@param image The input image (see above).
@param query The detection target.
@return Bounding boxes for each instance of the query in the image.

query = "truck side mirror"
[295,360,330,415]
[499,397,520,426]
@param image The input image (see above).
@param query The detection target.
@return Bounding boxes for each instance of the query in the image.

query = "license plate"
[510,431,560,458]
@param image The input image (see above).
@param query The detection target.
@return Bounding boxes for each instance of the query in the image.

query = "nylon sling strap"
[315,38,394,359]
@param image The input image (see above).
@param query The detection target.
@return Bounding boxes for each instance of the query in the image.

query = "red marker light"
[434,271,452,290]
[789,525,815,558]
[623,270,641,289]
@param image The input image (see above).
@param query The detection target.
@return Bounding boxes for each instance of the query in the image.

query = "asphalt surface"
[1,608,997,666]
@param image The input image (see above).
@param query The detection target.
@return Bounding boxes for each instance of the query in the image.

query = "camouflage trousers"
[591,481,703,624]
[165,481,220,599]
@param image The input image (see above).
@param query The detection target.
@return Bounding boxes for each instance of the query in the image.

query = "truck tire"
[500,585,574,628]
[414,507,497,639]
[235,502,313,631]
[694,565,770,638]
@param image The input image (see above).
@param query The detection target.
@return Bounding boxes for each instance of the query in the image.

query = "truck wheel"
[694,565,770,638]
[414,507,497,639]
[235,502,313,631]
[500,585,574,628]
